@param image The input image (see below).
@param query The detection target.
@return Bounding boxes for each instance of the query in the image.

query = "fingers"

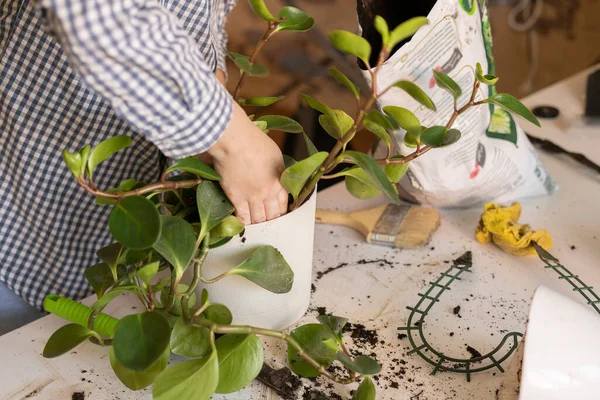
[249,202,266,224]
[265,199,281,221]
[234,201,251,225]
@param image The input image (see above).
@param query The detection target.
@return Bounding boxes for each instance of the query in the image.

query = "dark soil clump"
[72,392,85,400]
[466,345,482,359]
[345,323,379,347]
[256,365,303,400]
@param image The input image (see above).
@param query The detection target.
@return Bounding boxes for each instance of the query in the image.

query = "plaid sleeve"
[38,0,233,159]
[214,0,237,76]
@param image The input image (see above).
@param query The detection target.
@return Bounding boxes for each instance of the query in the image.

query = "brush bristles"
[394,207,441,249]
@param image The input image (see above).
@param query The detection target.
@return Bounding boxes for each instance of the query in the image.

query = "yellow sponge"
[475,203,552,256]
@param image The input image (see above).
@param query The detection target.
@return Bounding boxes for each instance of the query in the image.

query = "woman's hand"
[207,101,288,225]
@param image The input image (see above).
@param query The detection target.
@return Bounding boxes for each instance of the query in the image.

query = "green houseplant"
[42,1,540,399]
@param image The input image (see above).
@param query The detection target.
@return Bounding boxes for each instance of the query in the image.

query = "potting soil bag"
[362,0,556,208]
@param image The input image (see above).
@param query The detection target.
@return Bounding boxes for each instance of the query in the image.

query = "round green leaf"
[388,17,428,50]
[109,346,170,390]
[336,352,381,375]
[210,215,245,243]
[316,315,348,340]
[253,120,269,133]
[165,157,220,180]
[392,81,436,110]
[228,52,270,77]
[345,175,381,200]
[362,118,390,149]
[385,156,409,183]
[328,30,371,66]
[88,135,132,175]
[300,94,340,137]
[113,311,171,371]
[433,70,462,99]
[420,126,448,148]
[109,196,161,250]
[91,285,142,313]
[153,353,219,400]
[476,63,499,85]
[216,334,264,394]
[200,288,209,307]
[137,261,159,285]
[97,242,126,268]
[283,154,297,169]
[403,129,421,148]
[209,236,233,249]
[196,181,235,239]
[153,215,197,281]
[303,132,319,156]
[239,96,285,107]
[287,324,339,378]
[280,151,328,200]
[276,6,315,32]
[170,316,211,358]
[442,128,462,147]
[341,151,399,204]
[374,16,390,45]
[160,284,197,316]
[62,147,88,178]
[483,93,541,127]
[364,110,397,130]
[204,303,233,325]
[125,248,151,266]
[246,63,270,77]
[383,106,421,134]
[119,178,137,191]
[226,245,294,293]
[43,324,97,358]
[328,67,360,99]
[84,263,126,298]
[256,115,303,133]
[248,0,277,22]
[318,110,354,139]
[353,377,376,400]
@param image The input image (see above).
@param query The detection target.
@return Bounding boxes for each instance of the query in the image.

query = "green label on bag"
[459,0,476,15]
[479,2,518,145]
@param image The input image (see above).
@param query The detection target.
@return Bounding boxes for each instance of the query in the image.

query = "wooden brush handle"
[315,209,368,236]
[315,209,353,225]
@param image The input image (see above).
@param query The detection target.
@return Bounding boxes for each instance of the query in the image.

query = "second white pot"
[192,191,317,330]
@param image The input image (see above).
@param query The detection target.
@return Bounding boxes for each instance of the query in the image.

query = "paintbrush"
[315,204,441,249]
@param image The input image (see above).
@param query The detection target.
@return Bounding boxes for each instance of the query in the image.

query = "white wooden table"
[2,66,600,400]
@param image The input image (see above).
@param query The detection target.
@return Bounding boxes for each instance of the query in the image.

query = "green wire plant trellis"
[397,252,523,382]
[399,245,600,382]
[532,242,600,315]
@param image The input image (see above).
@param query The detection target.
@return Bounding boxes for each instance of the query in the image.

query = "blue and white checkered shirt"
[0,0,236,309]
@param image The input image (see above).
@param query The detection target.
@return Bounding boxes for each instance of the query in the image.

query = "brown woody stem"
[370,78,482,166]
[233,23,278,101]
[77,178,202,200]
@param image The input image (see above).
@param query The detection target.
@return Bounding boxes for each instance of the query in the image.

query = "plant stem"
[182,236,210,322]
[165,268,178,314]
[233,23,278,101]
[369,79,482,166]
[292,48,391,209]
[192,301,210,319]
[200,271,229,284]
[77,178,201,200]
[192,320,356,384]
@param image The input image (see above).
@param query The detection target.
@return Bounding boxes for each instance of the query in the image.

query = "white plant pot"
[191,190,317,330]
[519,286,600,400]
